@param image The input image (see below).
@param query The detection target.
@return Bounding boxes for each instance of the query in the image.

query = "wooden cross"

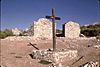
[45,8,61,51]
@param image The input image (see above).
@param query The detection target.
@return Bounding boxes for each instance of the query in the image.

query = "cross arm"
[45,16,61,20]
[55,17,61,20]
[45,16,52,19]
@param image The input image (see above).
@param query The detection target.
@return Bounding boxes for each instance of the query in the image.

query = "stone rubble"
[80,61,99,67]
[52,50,78,63]
[12,28,22,36]
[3,36,34,41]
[3,36,53,41]
[93,45,100,48]
[31,49,78,67]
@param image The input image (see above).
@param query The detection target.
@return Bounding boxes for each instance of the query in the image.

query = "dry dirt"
[0,37,100,67]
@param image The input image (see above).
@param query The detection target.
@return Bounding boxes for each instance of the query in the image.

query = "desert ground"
[0,37,100,67]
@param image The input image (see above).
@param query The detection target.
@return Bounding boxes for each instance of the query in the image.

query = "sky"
[1,0,100,30]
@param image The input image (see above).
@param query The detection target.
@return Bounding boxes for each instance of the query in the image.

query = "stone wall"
[34,18,53,39]
[63,21,80,38]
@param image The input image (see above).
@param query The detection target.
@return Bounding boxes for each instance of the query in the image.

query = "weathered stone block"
[52,50,78,63]
[34,18,53,39]
[63,21,80,38]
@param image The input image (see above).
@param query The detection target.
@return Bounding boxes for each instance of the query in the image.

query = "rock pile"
[31,49,78,67]
[80,61,99,67]
[4,36,34,41]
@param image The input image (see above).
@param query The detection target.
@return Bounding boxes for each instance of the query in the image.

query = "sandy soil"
[0,37,100,67]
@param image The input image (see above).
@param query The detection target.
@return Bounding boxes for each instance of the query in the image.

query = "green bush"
[0,31,7,39]
[81,29,100,37]
[0,29,13,39]
[56,29,62,33]
[81,23,100,37]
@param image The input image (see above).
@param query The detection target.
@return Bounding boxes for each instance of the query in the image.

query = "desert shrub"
[0,29,13,39]
[3,29,13,36]
[56,29,62,33]
[81,23,100,37]
[81,29,100,37]
[0,31,7,39]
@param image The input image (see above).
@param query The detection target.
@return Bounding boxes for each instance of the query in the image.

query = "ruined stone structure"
[63,21,80,38]
[31,49,78,67]
[12,28,22,36]
[26,18,81,39]
[34,18,53,39]
[26,24,34,36]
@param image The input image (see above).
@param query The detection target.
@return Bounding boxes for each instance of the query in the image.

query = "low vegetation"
[0,23,100,39]
[81,23,100,37]
[56,29,62,33]
[0,29,13,39]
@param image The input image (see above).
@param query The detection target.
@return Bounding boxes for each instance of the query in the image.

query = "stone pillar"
[63,21,80,38]
[34,18,53,39]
